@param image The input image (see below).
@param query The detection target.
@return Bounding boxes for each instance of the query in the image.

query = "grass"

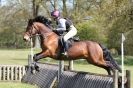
[0,49,30,65]
[0,49,133,88]
[0,49,38,88]
[0,82,37,88]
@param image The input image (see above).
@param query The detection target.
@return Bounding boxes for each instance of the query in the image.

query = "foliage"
[115,56,133,66]
[105,0,133,55]
[76,21,105,43]
[0,29,28,48]
[0,0,133,55]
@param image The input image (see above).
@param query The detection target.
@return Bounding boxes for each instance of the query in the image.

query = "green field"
[0,82,37,88]
[0,49,132,88]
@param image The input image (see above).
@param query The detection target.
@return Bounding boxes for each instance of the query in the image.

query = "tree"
[0,0,133,55]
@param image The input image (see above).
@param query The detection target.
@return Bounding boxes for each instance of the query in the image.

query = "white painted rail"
[0,65,26,81]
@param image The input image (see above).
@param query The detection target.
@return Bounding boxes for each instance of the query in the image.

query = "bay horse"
[23,16,121,75]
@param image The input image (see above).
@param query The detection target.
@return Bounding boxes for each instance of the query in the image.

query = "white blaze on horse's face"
[24,23,37,42]
[23,33,30,42]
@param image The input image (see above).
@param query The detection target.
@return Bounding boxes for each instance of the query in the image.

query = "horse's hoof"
[30,66,36,74]
[35,65,40,72]
[33,55,38,62]
[31,69,36,74]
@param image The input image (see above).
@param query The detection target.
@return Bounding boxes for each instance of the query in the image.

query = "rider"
[51,10,77,55]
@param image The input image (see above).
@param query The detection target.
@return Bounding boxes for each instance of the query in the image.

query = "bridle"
[25,23,41,38]
[25,22,54,39]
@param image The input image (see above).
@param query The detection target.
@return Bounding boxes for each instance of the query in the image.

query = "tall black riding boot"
[62,39,68,55]
[64,41,68,52]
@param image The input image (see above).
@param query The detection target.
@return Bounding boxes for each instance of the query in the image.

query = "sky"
[0,0,7,6]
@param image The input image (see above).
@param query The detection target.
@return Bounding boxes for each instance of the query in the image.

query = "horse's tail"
[99,44,122,72]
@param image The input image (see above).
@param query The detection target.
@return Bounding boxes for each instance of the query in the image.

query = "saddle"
[59,36,80,54]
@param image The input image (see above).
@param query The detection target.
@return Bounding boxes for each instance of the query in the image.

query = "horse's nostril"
[23,38,26,41]
[23,35,30,42]
[23,35,29,41]
[23,36,26,40]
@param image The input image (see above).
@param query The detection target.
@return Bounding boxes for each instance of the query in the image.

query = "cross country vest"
[56,18,73,32]
[64,18,73,31]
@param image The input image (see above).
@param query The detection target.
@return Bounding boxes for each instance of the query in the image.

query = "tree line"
[0,0,133,55]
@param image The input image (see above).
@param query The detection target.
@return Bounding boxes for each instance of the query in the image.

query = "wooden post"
[113,70,118,88]
[22,66,25,76]
[69,60,73,70]
[15,66,18,81]
[11,66,14,81]
[50,77,57,88]
[28,54,33,66]
[58,60,64,82]
[0,66,1,81]
[126,70,131,88]
[3,66,5,81]
[7,66,10,81]
[18,66,21,81]
[35,35,40,48]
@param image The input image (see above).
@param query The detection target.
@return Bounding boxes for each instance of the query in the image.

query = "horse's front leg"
[31,50,50,72]
[33,50,50,62]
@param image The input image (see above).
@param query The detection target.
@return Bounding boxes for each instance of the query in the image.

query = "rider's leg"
[62,39,68,53]
[64,25,77,41]
[63,25,77,55]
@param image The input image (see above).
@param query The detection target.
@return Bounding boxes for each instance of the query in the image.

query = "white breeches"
[64,25,77,41]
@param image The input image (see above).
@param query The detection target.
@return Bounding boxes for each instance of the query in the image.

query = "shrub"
[76,21,105,43]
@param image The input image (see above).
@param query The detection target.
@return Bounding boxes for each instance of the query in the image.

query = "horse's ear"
[46,18,52,25]
[48,19,52,24]
[28,19,34,25]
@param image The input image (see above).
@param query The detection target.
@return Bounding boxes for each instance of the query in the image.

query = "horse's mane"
[33,16,52,28]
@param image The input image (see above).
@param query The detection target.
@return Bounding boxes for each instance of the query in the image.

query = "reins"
[30,23,54,39]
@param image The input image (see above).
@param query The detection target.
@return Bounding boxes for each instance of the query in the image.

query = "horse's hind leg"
[97,60,114,75]
[96,64,112,75]
[86,58,112,75]
[105,61,118,74]
[96,56,115,75]
[102,66,112,75]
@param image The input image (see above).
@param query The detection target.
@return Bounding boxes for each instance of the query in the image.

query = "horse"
[23,16,121,75]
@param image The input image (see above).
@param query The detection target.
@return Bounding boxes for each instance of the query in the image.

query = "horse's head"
[23,16,54,42]
[23,19,39,42]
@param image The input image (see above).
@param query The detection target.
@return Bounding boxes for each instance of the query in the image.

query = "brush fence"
[22,63,131,88]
